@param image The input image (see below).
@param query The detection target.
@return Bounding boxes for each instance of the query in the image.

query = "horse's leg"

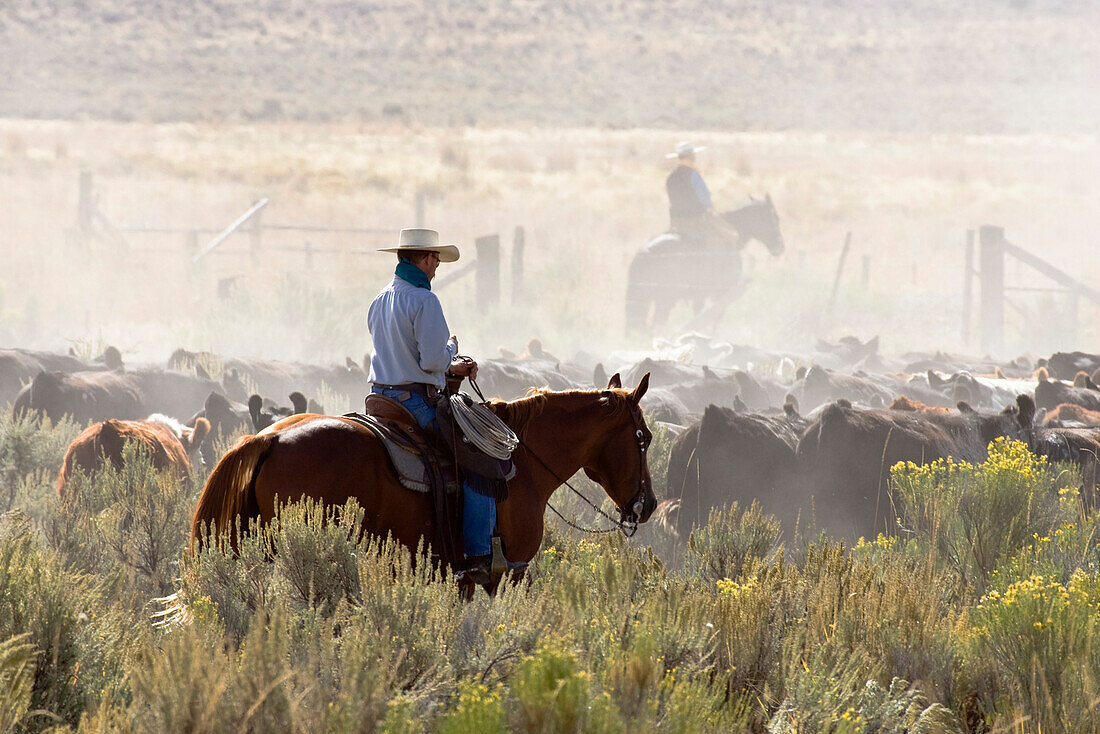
[653,295,674,326]
[626,256,659,333]
[625,281,645,332]
[643,298,657,330]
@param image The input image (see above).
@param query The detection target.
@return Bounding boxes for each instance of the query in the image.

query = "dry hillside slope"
[2,0,1098,132]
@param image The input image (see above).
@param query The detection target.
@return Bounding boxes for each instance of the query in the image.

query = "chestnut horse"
[190,373,657,578]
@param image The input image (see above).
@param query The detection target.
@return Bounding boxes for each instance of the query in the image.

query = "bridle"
[489,382,653,538]
[620,398,654,526]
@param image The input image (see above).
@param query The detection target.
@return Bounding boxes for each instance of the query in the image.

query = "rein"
[520,435,639,538]
[466,374,647,538]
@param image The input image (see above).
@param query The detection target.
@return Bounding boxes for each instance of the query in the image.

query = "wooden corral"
[72,172,525,310]
[963,225,1100,354]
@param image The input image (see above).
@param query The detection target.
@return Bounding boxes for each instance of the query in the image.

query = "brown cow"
[57,417,210,499]
[621,359,740,415]
[0,349,89,407]
[1035,368,1100,413]
[1044,351,1100,381]
[796,395,1035,541]
[14,370,145,424]
[1074,371,1098,390]
[790,365,894,412]
[1043,403,1100,428]
[1030,426,1100,509]
[475,359,579,400]
[889,396,953,415]
[168,349,370,405]
[666,403,808,536]
[248,392,309,431]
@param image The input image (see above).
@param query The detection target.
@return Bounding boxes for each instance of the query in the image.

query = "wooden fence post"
[186,230,200,279]
[512,226,525,304]
[475,234,500,308]
[861,255,870,290]
[962,229,974,345]
[979,225,1005,353]
[829,231,851,306]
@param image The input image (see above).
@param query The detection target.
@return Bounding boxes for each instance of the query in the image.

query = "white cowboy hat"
[377,228,460,262]
[665,141,706,159]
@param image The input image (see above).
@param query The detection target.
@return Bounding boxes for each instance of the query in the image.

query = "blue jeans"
[371,386,495,557]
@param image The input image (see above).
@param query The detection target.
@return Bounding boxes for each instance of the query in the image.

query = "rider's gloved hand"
[449,358,478,381]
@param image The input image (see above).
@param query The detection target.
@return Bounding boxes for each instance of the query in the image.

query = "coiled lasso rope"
[449,394,519,460]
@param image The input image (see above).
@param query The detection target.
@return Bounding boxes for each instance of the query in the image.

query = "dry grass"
[2,0,1098,135]
[1,392,1099,731]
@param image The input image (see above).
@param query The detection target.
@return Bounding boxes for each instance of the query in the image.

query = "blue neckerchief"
[395,258,431,290]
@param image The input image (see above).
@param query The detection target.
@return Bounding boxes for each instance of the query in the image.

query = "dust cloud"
[1,0,1098,368]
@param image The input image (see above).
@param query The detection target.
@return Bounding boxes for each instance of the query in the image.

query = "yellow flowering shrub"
[188,594,220,630]
[709,560,797,695]
[437,681,506,734]
[510,643,590,732]
[967,568,1100,727]
[992,518,1097,590]
[716,575,758,598]
[892,439,1076,588]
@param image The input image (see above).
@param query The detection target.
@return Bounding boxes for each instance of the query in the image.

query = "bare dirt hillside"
[2,0,1098,133]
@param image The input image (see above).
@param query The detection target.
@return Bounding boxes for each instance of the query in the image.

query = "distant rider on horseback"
[665,141,737,246]
[369,228,493,584]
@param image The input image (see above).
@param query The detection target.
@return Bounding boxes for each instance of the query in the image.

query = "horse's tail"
[190,432,276,552]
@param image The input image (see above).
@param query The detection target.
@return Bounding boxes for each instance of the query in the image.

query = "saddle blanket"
[342,413,460,495]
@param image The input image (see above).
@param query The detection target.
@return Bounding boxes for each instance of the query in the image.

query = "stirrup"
[491,536,508,577]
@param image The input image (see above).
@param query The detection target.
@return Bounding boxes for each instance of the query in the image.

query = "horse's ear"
[607,372,622,389]
[630,372,650,403]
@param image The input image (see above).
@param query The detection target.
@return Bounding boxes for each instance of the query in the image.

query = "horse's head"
[724,194,784,257]
[581,372,658,528]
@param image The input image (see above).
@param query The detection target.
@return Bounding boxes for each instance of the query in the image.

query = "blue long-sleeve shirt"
[367,277,457,389]
[689,169,712,209]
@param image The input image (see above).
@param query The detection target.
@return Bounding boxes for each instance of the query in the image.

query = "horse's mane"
[489,388,634,438]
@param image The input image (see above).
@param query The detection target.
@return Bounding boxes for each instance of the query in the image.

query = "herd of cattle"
[7,335,1100,543]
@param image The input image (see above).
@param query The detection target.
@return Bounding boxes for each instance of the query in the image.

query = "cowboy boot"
[460,554,492,586]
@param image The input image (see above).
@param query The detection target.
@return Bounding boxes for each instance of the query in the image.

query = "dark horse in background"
[190,374,657,594]
[625,195,785,332]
